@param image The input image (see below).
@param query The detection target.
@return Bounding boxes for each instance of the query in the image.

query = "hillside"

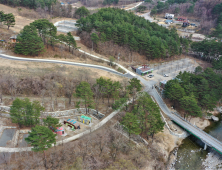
[76,7,189,61]
[152,0,222,35]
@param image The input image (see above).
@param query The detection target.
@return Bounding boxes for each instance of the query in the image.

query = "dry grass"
[0,27,14,40]
[0,55,127,82]
[0,4,77,33]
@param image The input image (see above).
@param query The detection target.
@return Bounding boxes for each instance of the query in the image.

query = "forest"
[76,8,189,60]
[13,19,77,56]
[164,67,222,119]
[191,40,222,65]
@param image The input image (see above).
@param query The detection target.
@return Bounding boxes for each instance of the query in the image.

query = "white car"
[164,74,169,77]
[148,74,154,78]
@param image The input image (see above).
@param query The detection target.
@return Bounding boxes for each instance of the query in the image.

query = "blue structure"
[165,20,173,24]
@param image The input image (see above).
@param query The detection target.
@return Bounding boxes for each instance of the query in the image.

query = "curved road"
[0,53,133,79]
[0,51,222,154]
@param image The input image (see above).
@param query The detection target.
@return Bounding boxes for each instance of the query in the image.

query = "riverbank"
[173,112,222,170]
[166,112,220,170]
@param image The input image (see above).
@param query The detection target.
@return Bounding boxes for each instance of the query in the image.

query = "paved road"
[141,12,154,22]
[0,51,222,154]
[149,89,222,153]
[0,53,133,79]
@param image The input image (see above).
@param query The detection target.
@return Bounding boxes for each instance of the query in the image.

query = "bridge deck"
[149,89,222,154]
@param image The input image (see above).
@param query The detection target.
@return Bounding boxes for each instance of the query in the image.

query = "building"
[10,35,17,43]
[165,13,174,19]
[177,17,187,21]
[77,115,92,125]
[64,119,80,129]
[50,126,65,135]
[136,65,153,76]
[160,80,167,88]
[165,20,173,24]
[182,20,190,27]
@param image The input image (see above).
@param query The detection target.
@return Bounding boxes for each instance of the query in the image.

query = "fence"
[0,106,105,119]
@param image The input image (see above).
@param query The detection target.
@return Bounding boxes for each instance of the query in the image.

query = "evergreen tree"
[0,11,5,23]
[76,81,94,114]
[10,98,44,128]
[121,112,141,141]
[179,95,202,119]
[100,32,107,42]
[4,13,15,30]
[164,80,185,107]
[25,125,56,167]
[127,78,142,104]
[66,32,77,52]
[15,25,45,56]
[74,6,90,18]
[43,116,62,128]
[91,33,99,50]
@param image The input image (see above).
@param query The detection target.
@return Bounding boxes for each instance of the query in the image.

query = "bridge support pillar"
[204,143,207,150]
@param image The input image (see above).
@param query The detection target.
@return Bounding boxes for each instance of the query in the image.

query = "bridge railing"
[152,89,222,149]
[171,111,222,147]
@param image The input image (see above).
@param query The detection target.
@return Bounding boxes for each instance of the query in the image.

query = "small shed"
[50,126,65,135]
[77,115,92,125]
[177,17,187,21]
[10,35,17,43]
[131,66,137,72]
[160,80,167,88]
[136,65,153,76]
[165,20,173,24]
[55,127,65,135]
[182,20,190,27]
[64,119,81,129]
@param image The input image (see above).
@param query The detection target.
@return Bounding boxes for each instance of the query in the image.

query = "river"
[174,114,222,170]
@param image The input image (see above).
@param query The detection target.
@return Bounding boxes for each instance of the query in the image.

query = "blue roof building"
[165,20,173,24]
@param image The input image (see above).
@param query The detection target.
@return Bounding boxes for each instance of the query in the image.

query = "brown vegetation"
[164,0,222,34]
[79,31,147,64]
[0,124,169,170]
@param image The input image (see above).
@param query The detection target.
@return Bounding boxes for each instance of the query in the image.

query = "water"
[0,129,16,147]
[174,136,208,170]
[175,115,222,170]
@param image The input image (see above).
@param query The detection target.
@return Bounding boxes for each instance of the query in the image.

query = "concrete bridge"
[148,88,222,155]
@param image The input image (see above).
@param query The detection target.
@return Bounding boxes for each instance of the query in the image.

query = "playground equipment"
[50,126,65,135]
[77,115,92,125]
[64,119,80,129]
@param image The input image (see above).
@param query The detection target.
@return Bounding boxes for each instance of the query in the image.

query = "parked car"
[148,74,154,78]
[164,74,169,77]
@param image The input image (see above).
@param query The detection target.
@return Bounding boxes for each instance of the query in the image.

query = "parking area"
[145,58,196,82]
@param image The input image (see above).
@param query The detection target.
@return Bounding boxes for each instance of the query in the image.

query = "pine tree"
[100,32,107,42]
[4,13,15,30]
[76,81,94,114]
[15,25,44,56]
[25,125,56,168]
[91,33,99,51]
[121,112,141,141]
[66,32,77,52]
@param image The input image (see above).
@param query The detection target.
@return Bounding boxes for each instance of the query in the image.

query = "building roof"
[165,20,173,23]
[160,80,167,84]
[10,35,17,39]
[138,66,153,73]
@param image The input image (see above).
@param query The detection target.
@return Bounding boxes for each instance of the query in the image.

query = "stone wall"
[0,106,105,119]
